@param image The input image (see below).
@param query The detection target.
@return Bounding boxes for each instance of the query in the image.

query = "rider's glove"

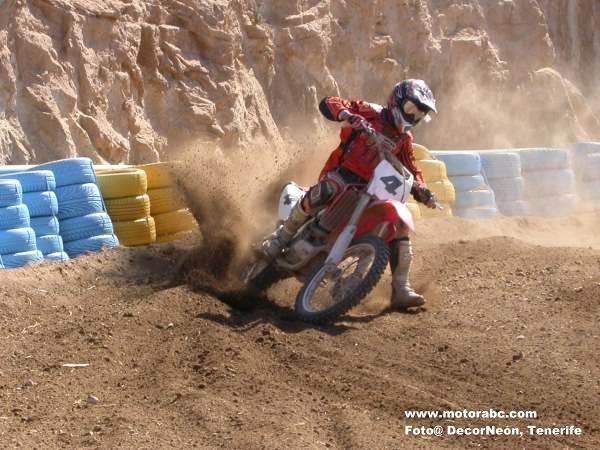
[411,185,437,209]
[338,110,367,130]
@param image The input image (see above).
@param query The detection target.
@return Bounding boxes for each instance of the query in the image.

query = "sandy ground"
[0,213,599,449]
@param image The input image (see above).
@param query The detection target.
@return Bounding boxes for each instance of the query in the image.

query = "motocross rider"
[263,79,438,308]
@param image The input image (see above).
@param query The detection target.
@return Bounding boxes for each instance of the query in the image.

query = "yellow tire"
[148,187,187,215]
[412,143,431,161]
[113,217,156,246]
[97,169,148,199]
[417,159,448,182]
[407,201,421,220]
[154,231,193,244]
[137,162,174,189]
[104,194,151,222]
[154,209,197,236]
[428,179,456,205]
[419,203,453,218]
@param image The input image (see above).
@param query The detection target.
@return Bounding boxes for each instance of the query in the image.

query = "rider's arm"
[395,133,426,188]
[319,97,380,121]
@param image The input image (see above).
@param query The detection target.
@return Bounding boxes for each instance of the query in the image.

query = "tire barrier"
[96,168,155,246]
[412,143,431,161]
[518,148,577,217]
[147,187,187,216]
[0,169,66,261]
[55,183,105,220]
[0,204,30,230]
[0,179,44,268]
[34,158,96,187]
[0,179,23,207]
[104,195,151,222]
[414,144,455,218]
[480,151,526,216]
[519,148,570,171]
[431,151,496,219]
[428,151,482,177]
[34,158,119,258]
[63,234,119,258]
[137,162,198,242]
[2,250,44,269]
[0,170,56,192]
[112,217,156,247]
[22,191,59,217]
[570,143,600,212]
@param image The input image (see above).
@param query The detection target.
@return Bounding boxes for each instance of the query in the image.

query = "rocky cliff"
[1,0,598,164]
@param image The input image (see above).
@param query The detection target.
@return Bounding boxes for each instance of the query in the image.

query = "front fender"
[355,200,415,240]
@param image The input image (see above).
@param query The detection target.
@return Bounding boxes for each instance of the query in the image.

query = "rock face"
[0,0,598,163]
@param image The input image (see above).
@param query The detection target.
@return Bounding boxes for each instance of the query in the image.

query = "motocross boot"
[262,202,310,259]
[389,239,425,308]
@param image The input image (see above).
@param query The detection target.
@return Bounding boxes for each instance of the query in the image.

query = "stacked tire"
[479,151,529,216]
[137,163,197,243]
[0,170,68,262]
[0,179,44,268]
[570,142,600,212]
[431,151,498,219]
[413,144,454,218]
[34,158,119,258]
[96,168,156,246]
[519,148,577,217]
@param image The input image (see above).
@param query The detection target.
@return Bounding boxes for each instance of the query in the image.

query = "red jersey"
[318,96,425,187]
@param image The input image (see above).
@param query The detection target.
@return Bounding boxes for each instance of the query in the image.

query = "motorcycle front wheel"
[294,235,389,324]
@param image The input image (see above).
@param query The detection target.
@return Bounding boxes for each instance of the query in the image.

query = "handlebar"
[361,126,442,210]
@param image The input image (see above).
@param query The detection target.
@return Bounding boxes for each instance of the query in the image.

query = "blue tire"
[0,204,30,230]
[1,250,44,268]
[22,191,59,217]
[450,175,485,192]
[488,177,525,202]
[0,179,23,207]
[528,194,577,217]
[64,234,119,258]
[45,251,70,262]
[55,183,104,220]
[453,207,499,219]
[570,142,600,159]
[577,154,600,181]
[480,152,522,179]
[430,151,482,177]
[30,215,60,236]
[0,227,37,254]
[33,158,96,187]
[497,200,530,216]
[524,170,576,198]
[0,170,56,192]
[36,234,64,255]
[60,212,114,243]
[520,148,569,171]
[454,189,496,209]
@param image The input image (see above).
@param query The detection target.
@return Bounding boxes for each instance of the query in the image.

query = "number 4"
[380,175,402,195]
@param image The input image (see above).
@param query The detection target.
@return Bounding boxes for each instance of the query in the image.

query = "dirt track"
[1,214,599,449]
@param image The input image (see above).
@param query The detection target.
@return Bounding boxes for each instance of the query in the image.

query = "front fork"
[323,192,372,269]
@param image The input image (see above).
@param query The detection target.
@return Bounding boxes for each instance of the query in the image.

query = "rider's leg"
[262,177,340,259]
[389,230,425,308]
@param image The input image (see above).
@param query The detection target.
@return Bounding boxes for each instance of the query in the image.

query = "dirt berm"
[0,213,599,449]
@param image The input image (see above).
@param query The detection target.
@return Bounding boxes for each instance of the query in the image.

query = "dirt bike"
[242,126,427,324]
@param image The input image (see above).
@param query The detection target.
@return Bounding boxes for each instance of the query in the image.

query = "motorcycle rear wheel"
[294,235,389,324]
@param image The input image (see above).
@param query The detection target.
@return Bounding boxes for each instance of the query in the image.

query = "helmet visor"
[402,100,431,124]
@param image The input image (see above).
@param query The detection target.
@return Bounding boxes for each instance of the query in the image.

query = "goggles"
[402,99,431,124]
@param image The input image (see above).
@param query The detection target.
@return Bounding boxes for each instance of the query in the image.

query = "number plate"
[367,160,412,203]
